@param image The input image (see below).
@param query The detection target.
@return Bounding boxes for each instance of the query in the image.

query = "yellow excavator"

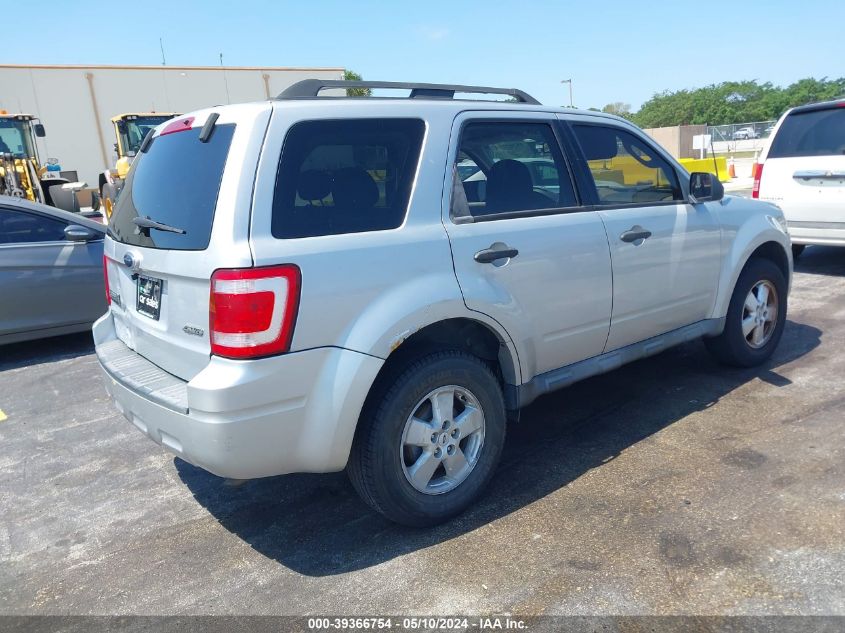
[0,111,79,209]
[98,113,178,219]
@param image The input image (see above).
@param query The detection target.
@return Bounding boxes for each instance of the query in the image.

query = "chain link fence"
[707,120,777,143]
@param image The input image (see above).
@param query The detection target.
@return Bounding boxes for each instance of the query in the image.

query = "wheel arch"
[330,267,524,388]
[747,240,790,283]
[713,218,791,319]
[363,316,522,414]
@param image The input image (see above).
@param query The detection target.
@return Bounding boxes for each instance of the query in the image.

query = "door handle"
[620,226,652,243]
[474,244,519,264]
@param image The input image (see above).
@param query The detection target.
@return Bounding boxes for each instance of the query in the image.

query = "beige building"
[0,64,345,187]
[643,124,708,159]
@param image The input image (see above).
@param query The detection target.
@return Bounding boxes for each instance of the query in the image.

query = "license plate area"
[136,275,162,320]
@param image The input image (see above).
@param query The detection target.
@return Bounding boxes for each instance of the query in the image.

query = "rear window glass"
[108,124,235,250]
[271,118,425,239]
[768,107,845,158]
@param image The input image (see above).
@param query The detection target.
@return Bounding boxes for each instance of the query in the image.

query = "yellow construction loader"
[0,112,80,209]
[98,113,178,219]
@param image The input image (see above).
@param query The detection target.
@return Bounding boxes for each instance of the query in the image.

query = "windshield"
[119,116,177,156]
[0,118,36,159]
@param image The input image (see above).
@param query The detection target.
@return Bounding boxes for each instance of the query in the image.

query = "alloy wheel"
[400,385,486,495]
[742,280,778,349]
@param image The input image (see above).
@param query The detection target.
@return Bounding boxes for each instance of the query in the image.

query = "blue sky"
[6,0,841,110]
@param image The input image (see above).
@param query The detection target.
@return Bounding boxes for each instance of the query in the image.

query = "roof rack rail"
[276,79,541,105]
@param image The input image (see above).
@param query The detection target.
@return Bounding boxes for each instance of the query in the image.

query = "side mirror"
[689,172,724,203]
[64,224,97,242]
[34,123,46,137]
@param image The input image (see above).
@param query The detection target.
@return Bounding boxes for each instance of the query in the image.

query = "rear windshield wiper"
[132,216,186,235]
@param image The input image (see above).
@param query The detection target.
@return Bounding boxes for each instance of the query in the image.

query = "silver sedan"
[0,196,106,345]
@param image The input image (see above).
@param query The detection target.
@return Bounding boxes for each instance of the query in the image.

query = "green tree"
[630,77,845,128]
[343,70,371,97]
[782,77,845,108]
[601,102,632,118]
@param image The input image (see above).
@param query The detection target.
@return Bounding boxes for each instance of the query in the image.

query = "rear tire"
[791,244,806,260]
[705,258,787,367]
[348,350,506,527]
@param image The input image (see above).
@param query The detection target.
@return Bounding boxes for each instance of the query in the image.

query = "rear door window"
[271,118,425,239]
[768,107,845,158]
[573,124,683,205]
[108,124,235,250]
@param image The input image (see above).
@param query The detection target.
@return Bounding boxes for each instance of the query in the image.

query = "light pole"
[561,79,573,108]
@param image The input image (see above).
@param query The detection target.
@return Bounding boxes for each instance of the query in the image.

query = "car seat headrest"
[331,167,379,209]
[576,126,619,161]
[297,169,332,202]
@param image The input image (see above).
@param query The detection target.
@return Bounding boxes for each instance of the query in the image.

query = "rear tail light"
[210,265,301,359]
[752,162,763,199]
[103,255,111,305]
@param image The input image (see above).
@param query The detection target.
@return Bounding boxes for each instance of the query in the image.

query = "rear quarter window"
[108,123,235,250]
[768,107,845,158]
[271,118,425,239]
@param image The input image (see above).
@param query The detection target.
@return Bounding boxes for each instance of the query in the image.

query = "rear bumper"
[94,313,383,479]
[787,221,845,246]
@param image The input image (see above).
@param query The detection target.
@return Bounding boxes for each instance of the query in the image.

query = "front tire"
[705,257,787,367]
[348,350,506,527]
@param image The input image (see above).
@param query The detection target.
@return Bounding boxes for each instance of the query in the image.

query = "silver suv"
[95,80,792,526]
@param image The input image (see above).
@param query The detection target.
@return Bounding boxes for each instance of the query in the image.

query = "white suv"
[95,80,792,526]
[755,98,845,258]
[733,126,759,140]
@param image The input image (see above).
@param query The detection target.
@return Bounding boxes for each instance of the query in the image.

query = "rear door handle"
[474,244,519,264]
[620,226,652,243]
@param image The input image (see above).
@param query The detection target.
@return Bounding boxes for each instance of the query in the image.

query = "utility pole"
[220,53,231,104]
[561,78,573,108]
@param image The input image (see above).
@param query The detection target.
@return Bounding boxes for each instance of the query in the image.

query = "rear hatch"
[104,104,271,381]
[760,102,845,223]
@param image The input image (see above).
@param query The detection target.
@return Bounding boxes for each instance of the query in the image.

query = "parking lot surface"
[1,248,843,616]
